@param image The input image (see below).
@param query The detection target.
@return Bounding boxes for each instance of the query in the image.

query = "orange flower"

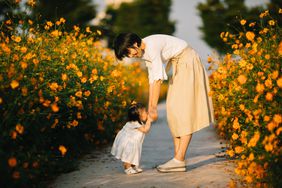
[265,92,273,101]
[235,146,244,154]
[278,42,282,55]
[267,121,277,132]
[264,143,273,152]
[21,87,28,96]
[273,114,281,124]
[232,133,239,140]
[233,117,240,130]
[20,61,28,69]
[84,90,91,97]
[16,123,24,134]
[240,19,246,25]
[10,131,17,139]
[49,82,59,91]
[264,79,272,88]
[10,80,19,89]
[12,171,20,179]
[237,75,247,85]
[248,153,254,161]
[8,157,17,167]
[75,91,82,98]
[264,115,270,122]
[59,145,67,156]
[277,77,282,88]
[51,103,59,112]
[256,83,265,93]
[227,149,235,157]
[248,132,260,147]
[246,31,255,41]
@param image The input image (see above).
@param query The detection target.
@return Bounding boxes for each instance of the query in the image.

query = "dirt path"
[49,102,240,188]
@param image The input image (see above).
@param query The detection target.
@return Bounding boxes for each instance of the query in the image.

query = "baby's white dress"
[111,121,145,166]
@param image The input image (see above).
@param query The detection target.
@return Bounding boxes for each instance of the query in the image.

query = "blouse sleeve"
[148,55,168,84]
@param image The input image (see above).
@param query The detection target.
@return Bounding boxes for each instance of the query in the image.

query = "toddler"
[111,102,152,175]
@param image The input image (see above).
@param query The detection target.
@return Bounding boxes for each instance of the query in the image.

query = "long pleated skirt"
[166,47,214,137]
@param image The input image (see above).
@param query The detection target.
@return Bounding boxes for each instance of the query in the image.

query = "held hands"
[148,106,158,121]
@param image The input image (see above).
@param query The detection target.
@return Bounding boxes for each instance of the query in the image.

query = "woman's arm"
[148,79,162,121]
[137,118,152,134]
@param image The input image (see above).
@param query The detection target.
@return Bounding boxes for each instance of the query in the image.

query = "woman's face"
[139,108,148,122]
[127,42,144,58]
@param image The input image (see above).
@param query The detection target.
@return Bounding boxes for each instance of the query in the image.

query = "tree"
[32,0,97,29]
[197,0,282,54]
[100,0,175,48]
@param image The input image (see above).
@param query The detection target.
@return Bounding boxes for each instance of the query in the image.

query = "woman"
[113,33,214,172]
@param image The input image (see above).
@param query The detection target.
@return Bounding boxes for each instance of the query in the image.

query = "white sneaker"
[133,166,143,173]
[157,158,186,172]
[124,167,138,175]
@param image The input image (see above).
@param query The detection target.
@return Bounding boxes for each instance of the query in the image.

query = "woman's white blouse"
[142,34,188,84]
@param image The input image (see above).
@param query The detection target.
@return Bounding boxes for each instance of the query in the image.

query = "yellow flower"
[271,70,279,79]
[237,75,247,85]
[246,31,255,41]
[239,59,247,67]
[227,149,235,157]
[60,17,66,23]
[279,8,282,14]
[97,30,102,35]
[10,80,19,89]
[61,73,68,81]
[240,19,246,25]
[74,25,80,32]
[86,27,91,33]
[15,124,24,134]
[0,97,2,104]
[239,104,245,111]
[268,20,275,26]
[51,30,62,37]
[59,145,67,156]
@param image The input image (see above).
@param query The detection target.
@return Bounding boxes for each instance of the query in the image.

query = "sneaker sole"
[157,167,186,173]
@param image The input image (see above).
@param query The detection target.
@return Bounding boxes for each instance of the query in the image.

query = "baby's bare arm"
[137,118,152,134]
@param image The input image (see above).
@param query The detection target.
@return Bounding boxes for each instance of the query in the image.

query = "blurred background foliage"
[197,0,282,54]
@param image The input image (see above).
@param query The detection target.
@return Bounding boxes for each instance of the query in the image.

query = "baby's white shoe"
[124,167,138,175]
[133,166,143,173]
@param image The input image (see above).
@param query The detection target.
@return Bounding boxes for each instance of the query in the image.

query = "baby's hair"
[128,102,145,124]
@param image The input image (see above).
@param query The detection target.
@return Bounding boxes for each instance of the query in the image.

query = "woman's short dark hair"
[113,33,142,60]
[128,102,145,124]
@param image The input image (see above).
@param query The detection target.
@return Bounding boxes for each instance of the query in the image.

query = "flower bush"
[0,16,168,187]
[209,10,281,187]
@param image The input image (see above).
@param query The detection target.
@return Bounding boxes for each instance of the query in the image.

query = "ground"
[49,102,241,188]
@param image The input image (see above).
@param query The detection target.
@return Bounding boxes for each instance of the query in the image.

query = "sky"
[93,0,269,60]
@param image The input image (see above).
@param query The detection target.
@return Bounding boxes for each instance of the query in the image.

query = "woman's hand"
[149,106,158,121]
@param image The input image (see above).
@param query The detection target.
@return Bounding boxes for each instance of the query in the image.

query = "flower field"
[0,17,167,187]
[209,10,281,187]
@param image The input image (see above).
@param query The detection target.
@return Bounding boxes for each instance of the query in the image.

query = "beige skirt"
[166,47,214,137]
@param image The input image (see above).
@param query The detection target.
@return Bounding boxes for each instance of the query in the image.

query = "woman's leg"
[174,134,193,161]
[173,137,180,156]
